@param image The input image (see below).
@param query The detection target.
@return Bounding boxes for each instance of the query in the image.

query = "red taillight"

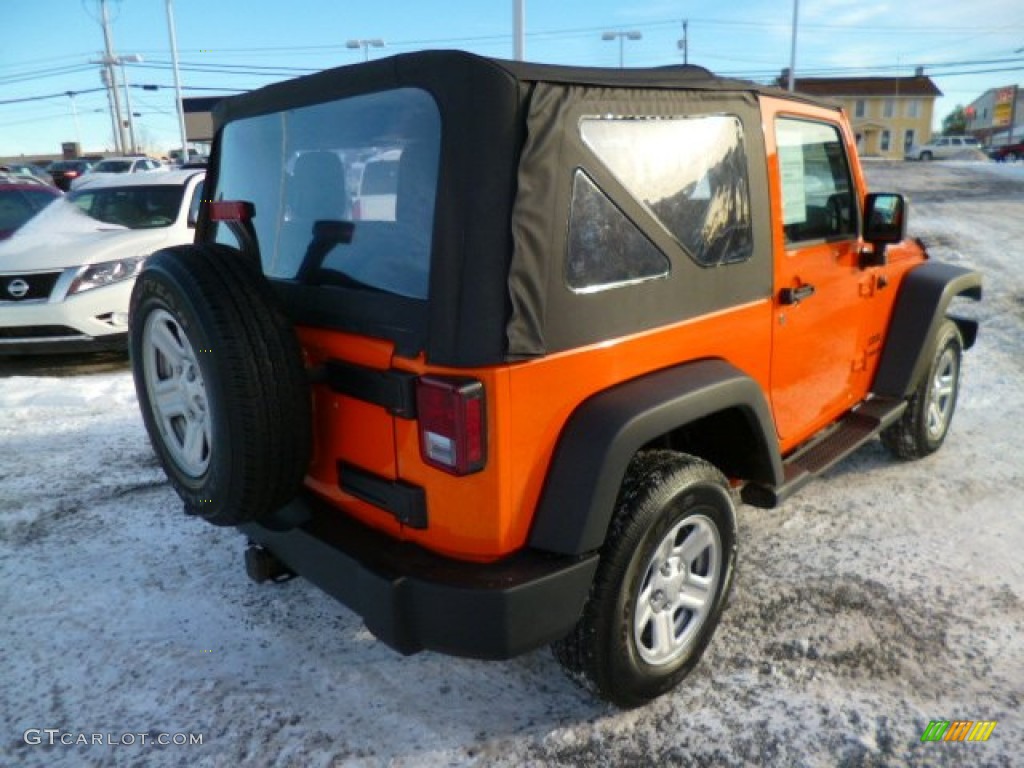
[416,376,486,476]
[66,170,79,178]
[208,200,254,222]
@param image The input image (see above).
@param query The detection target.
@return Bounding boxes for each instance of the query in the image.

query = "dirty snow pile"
[1,161,1022,767]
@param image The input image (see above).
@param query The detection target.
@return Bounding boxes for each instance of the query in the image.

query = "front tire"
[130,244,312,526]
[881,320,963,460]
[552,451,737,708]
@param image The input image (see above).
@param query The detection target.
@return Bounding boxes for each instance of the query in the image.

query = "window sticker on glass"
[777,143,806,226]
[775,118,856,244]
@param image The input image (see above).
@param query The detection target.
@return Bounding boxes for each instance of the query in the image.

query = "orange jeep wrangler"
[130,52,981,707]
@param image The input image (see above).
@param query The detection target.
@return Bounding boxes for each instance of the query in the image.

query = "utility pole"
[166,0,190,163]
[513,0,525,61]
[678,20,688,65]
[99,0,126,153]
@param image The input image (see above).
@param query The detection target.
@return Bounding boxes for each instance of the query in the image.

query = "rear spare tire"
[130,243,311,526]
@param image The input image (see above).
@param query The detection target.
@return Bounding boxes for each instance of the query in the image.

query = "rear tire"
[881,320,963,460]
[919,151,933,161]
[130,243,311,526]
[552,451,737,708]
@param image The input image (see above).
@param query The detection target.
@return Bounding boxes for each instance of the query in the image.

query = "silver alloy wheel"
[141,308,211,478]
[634,514,722,667]
[926,346,959,440]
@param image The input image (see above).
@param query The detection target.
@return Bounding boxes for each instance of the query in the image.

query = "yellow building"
[786,73,942,159]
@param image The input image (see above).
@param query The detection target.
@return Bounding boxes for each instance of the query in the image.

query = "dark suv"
[130,51,981,707]
[48,159,94,191]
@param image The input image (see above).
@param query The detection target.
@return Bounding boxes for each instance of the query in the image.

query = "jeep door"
[763,99,872,447]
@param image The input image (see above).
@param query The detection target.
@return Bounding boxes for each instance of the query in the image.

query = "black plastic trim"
[325,360,418,418]
[872,261,982,399]
[339,462,428,529]
[270,280,428,359]
[0,331,128,356]
[239,492,599,659]
[529,359,782,555]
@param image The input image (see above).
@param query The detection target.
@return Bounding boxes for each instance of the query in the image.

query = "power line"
[0,87,109,106]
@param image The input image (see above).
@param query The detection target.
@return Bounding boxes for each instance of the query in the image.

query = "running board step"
[741,398,907,509]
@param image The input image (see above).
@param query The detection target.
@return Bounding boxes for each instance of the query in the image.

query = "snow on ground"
[2,161,1022,767]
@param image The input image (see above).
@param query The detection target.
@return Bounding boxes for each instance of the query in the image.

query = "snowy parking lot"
[1,160,1022,767]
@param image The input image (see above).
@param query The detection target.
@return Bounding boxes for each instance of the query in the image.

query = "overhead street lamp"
[93,53,144,153]
[601,30,642,69]
[346,39,385,62]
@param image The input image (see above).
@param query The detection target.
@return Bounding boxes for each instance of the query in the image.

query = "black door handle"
[779,284,816,305]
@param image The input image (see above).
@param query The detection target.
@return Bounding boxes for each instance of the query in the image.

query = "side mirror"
[861,193,907,267]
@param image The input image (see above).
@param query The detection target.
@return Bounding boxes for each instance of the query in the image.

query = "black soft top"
[214,50,824,128]
[210,51,836,366]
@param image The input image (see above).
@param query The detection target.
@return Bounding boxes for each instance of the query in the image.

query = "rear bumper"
[240,493,599,660]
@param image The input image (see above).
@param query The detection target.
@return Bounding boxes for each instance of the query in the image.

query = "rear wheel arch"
[528,359,781,556]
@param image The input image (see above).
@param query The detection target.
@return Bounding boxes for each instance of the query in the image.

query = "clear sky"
[2,0,1023,157]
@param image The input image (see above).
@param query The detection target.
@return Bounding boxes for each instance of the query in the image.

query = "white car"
[70,156,166,190]
[904,136,982,161]
[0,169,204,354]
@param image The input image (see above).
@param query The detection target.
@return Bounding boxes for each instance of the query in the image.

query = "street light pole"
[601,30,642,68]
[66,91,82,147]
[166,0,190,165]
[513,0,525,61]
[346,39,385,62]
[119,55,143,154]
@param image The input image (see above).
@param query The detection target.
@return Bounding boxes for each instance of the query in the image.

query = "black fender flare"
[872,261,982,399]
[528,359,782,556]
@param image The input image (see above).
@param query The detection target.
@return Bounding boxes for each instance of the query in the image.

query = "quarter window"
[776,118,856,245]
[579,114,753,267]
[566,171,670,293]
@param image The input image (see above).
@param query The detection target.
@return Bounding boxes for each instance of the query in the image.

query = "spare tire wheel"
[130,243,312,526]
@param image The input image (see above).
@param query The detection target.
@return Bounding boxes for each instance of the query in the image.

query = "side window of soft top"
[578,114,754,272]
